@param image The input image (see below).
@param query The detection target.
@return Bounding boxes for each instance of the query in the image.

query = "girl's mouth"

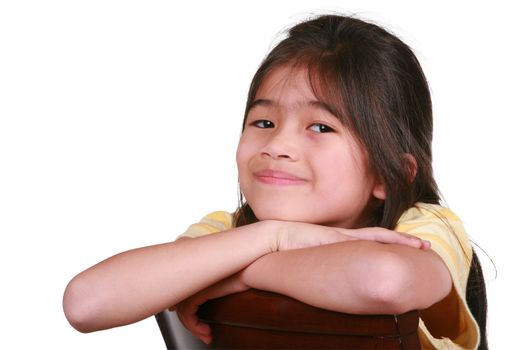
[254,169,308,185]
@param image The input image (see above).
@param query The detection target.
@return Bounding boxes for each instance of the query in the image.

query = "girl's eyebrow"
[308,100,337,115]
[247,99,273,111]
[248,99,335,115]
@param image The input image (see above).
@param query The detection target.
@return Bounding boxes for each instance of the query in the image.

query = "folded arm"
[240,240,452,315]
[63,222,274,333]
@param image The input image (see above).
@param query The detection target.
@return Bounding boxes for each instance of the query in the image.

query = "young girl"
[63,14,487,349]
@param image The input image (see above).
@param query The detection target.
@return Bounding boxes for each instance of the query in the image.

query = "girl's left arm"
[241,239,452,315]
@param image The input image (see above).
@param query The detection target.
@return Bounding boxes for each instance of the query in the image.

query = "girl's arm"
[63,220,387,333]
[63,221,282,333]
[241,239,452,315]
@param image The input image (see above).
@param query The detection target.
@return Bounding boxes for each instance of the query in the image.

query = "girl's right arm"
[63,221,273,333]
[63,220,360,333]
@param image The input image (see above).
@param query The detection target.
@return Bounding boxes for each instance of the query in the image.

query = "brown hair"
[233,14,487,348]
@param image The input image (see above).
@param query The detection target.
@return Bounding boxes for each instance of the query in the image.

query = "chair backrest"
[156,289,421,349]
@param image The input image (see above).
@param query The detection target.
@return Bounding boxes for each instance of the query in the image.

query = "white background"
[1,0,523,348]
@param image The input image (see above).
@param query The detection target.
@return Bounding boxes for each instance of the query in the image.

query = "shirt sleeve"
[177,211,233,239]
[395,203,480,349]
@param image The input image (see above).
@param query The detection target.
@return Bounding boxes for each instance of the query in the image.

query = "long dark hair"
[233,14,487,349]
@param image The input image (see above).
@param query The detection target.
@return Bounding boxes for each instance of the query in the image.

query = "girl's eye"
[253,120,275,128]
[309,123,334,133]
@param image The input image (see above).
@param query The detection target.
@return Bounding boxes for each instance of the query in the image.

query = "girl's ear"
[404,153,418,183]
[371,154,417,200]
[372,179,386,200]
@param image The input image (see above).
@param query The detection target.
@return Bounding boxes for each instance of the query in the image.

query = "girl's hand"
[345,227,431,250]
[270,221,430,252]
[174,273,249,345]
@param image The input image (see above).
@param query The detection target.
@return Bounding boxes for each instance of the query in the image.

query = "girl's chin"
[253,210,345,226]
[253,210,309,223]
[254,213,356,229]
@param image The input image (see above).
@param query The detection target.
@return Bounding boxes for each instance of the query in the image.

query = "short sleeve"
[177,211,233,239]
[395,203,480,349]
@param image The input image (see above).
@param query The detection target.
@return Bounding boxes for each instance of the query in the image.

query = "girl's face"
[236,65,385,228]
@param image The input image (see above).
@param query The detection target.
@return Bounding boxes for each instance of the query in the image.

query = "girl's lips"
[254,169,308,185]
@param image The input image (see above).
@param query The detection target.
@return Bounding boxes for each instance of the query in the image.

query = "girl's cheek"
[238,133,264,159]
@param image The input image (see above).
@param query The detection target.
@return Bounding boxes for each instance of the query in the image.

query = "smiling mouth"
[254,169,307,185]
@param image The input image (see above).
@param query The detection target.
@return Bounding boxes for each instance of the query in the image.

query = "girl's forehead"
[255,65,317,102]
[253,64,344,119]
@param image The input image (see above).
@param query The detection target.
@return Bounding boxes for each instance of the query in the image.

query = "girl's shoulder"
[399,202,461,223]
[178,211,233,239]
[395,202,471,249]
[395,202,472,274]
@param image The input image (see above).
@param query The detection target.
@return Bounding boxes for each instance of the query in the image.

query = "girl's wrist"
[251,219,280,254]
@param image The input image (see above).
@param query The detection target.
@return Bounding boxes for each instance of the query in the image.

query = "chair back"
[157,289,421,349]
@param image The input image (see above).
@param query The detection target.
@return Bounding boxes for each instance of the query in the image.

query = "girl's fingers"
[195,322,212,343]
[178,311,212,343]
[344,227,431,250]
[177,298,213,344]
[395,232,431,250]
[175,275,247,344]
[420,239,431,250]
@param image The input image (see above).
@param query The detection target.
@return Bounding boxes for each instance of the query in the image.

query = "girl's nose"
[260,130,299,161]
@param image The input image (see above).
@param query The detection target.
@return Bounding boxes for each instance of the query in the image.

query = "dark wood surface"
[197,289,421,349]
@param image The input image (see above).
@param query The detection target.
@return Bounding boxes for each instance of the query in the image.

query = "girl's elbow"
[63,277,102,333]
[357,251,451,315]
[356,253,416,314]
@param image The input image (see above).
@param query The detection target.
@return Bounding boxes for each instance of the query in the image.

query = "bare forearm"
[63,222,273,332]
[241,240,451,315]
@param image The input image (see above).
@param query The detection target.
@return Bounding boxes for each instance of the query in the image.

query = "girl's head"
[235,14,440,229]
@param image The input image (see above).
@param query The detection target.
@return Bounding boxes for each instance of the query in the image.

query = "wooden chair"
[156,289,421,349]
